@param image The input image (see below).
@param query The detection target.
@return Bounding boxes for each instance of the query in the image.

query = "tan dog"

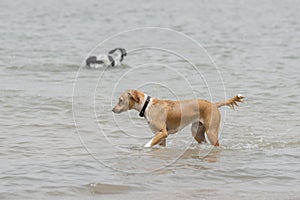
[112,90,245,147]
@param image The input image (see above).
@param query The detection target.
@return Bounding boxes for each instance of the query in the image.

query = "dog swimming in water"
[85,48,127,69]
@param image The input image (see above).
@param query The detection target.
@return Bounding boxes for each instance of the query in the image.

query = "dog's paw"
[144,139,153,148]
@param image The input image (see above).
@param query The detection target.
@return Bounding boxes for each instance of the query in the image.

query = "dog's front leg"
[144,128,168,148]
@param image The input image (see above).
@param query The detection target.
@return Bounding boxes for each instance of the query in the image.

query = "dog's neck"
[132,93,146,112]
[133,93,149,113]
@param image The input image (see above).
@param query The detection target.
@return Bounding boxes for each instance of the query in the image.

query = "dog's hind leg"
[205,128,220,146]
[191,122,206,144]
[204,108,221,146]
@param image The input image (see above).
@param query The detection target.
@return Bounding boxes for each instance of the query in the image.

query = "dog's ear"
[128,90,140,103]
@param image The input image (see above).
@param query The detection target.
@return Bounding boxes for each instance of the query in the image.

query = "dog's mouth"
[112,107,123,114]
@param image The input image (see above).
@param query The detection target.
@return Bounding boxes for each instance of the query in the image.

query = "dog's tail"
[215,94,245,109]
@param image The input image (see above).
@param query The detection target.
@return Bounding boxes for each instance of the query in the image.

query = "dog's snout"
[112,107,122,114]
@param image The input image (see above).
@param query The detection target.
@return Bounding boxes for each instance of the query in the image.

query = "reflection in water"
[87,183,133,195]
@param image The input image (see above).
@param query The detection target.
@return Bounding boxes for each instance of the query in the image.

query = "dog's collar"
[108,55,115,67]
[120,50,126,62]
[139,95,151,117]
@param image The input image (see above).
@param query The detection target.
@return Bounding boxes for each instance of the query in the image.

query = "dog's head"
[108,48,127,62]
[112,90,143,114]
[120,48,127,57]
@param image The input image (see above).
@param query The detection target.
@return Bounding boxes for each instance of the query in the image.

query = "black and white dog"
[85,48,127,69]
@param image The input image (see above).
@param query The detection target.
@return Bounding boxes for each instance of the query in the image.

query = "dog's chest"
[144,115,159,133]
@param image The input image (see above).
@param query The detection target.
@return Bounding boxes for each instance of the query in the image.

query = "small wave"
[6,63,81,73]
[85,183,134,194]
[221,139,300,150]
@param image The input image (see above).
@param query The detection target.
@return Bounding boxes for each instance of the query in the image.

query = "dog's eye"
[119,99,123,104]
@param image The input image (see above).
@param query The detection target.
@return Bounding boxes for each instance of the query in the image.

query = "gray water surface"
[1,0,300,199]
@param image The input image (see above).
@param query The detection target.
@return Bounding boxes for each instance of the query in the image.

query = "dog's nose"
[112,108,115,113]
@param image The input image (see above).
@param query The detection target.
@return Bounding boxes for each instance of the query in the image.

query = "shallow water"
[1,0,300,199]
